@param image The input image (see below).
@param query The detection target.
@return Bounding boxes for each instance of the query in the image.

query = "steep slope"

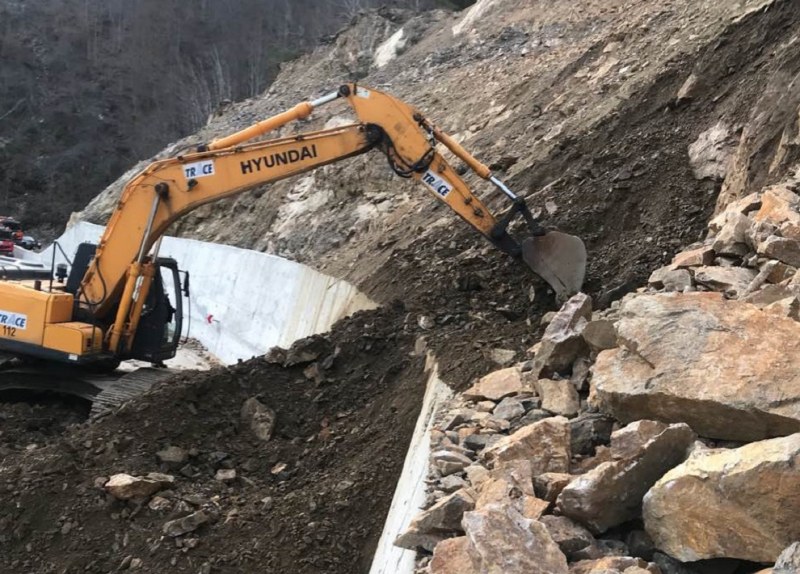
[78,0,800,383]
[4,1,800,573]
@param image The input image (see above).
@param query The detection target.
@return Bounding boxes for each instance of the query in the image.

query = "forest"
[0,0,471,235]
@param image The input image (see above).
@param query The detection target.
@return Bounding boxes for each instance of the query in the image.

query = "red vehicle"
[0,227,15,256]
[0,217,23,242]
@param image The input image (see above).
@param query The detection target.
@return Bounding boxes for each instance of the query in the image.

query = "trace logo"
[0,309,27,330]
[421,170,452,198]
[183,160,215,179]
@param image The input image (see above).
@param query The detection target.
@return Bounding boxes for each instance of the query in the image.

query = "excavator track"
[0,362,178,417]
[87,368,179,417]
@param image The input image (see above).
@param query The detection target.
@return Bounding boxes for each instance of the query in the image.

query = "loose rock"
[540,515,596,560]
[532,293,592,376]
[395,489,475,551]
[483,416,570,473]
[558,420,694,533]
[464,367,523,401]
[105,473,164,501]
[463,506,569,574]
[163,511,210,537]
[240,397,276,442]
[693,266,757,297]
[536,379,580,417]
[430,537,479,574]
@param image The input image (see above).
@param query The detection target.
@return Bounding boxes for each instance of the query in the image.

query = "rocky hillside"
[3,0,800,572]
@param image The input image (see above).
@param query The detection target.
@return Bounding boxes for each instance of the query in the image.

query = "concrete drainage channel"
[21,223,449,572]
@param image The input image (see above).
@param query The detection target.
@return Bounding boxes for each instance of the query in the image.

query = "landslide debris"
[0,306,427,574]
[6,0,800,573]
[401,121,800,574]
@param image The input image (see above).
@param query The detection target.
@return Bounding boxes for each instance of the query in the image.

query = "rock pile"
[398,184,800,572]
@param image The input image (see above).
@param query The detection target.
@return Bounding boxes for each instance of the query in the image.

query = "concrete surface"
[36,222,377,364]
[370,353,453,574]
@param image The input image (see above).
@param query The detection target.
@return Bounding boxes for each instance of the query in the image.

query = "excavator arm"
[76,84,585,357]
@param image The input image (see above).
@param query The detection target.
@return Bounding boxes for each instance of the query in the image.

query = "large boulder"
[482,416,570,473]
[590,293,800,441]
[462,506,569,574]
[557,420,694,534]
[643,434,800,563]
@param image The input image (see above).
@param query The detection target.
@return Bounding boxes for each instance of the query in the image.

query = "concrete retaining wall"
[370,353,452,574]
[38,222,376,364]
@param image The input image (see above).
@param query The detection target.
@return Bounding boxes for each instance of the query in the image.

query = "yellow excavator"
[0,84,586,374]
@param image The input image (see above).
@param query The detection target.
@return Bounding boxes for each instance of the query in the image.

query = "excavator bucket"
[521,232,587,301]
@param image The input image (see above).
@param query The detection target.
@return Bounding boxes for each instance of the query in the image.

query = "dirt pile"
[0,306,427,574]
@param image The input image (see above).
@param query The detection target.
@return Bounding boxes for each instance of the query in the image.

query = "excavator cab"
[67,246,184,365]
[127,257,183,364]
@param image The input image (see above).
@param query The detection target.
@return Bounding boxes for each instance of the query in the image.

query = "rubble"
[643,433,800,563]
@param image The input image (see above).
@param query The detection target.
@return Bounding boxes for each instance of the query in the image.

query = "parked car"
[0,228,15,256]
[17,235,41,251]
